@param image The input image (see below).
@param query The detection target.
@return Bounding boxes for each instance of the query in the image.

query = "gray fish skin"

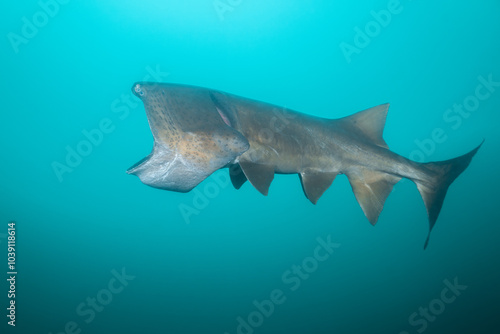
[128,82,482,248]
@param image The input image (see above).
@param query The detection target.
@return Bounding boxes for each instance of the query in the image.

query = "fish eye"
[134,84,145,96]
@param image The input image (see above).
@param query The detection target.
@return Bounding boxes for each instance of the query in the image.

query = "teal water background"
[1,1,499,333]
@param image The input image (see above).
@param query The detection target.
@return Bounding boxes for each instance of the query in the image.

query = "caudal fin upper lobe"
[415,141,483,248]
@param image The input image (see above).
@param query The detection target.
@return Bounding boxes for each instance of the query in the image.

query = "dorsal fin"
[339,103,390,149]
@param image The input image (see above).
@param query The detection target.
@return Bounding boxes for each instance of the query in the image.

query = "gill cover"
[127,82,249,192]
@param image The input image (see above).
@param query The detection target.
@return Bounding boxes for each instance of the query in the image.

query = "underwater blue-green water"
[1,1,499,333]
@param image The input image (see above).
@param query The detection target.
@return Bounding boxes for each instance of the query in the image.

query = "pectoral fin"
[229,164,247,189]
[347,169,401,225]
[238,161,275,195]
[299,171,338,204]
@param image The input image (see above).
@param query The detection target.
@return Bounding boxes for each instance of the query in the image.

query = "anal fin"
[299,171,338,204]
[238,160,275,195]
[347,169,401,225]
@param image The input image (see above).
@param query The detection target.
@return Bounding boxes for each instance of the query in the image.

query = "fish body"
[128,82,482,248]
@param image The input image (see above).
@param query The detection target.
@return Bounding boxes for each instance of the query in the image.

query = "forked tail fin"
[416,141,483,249]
